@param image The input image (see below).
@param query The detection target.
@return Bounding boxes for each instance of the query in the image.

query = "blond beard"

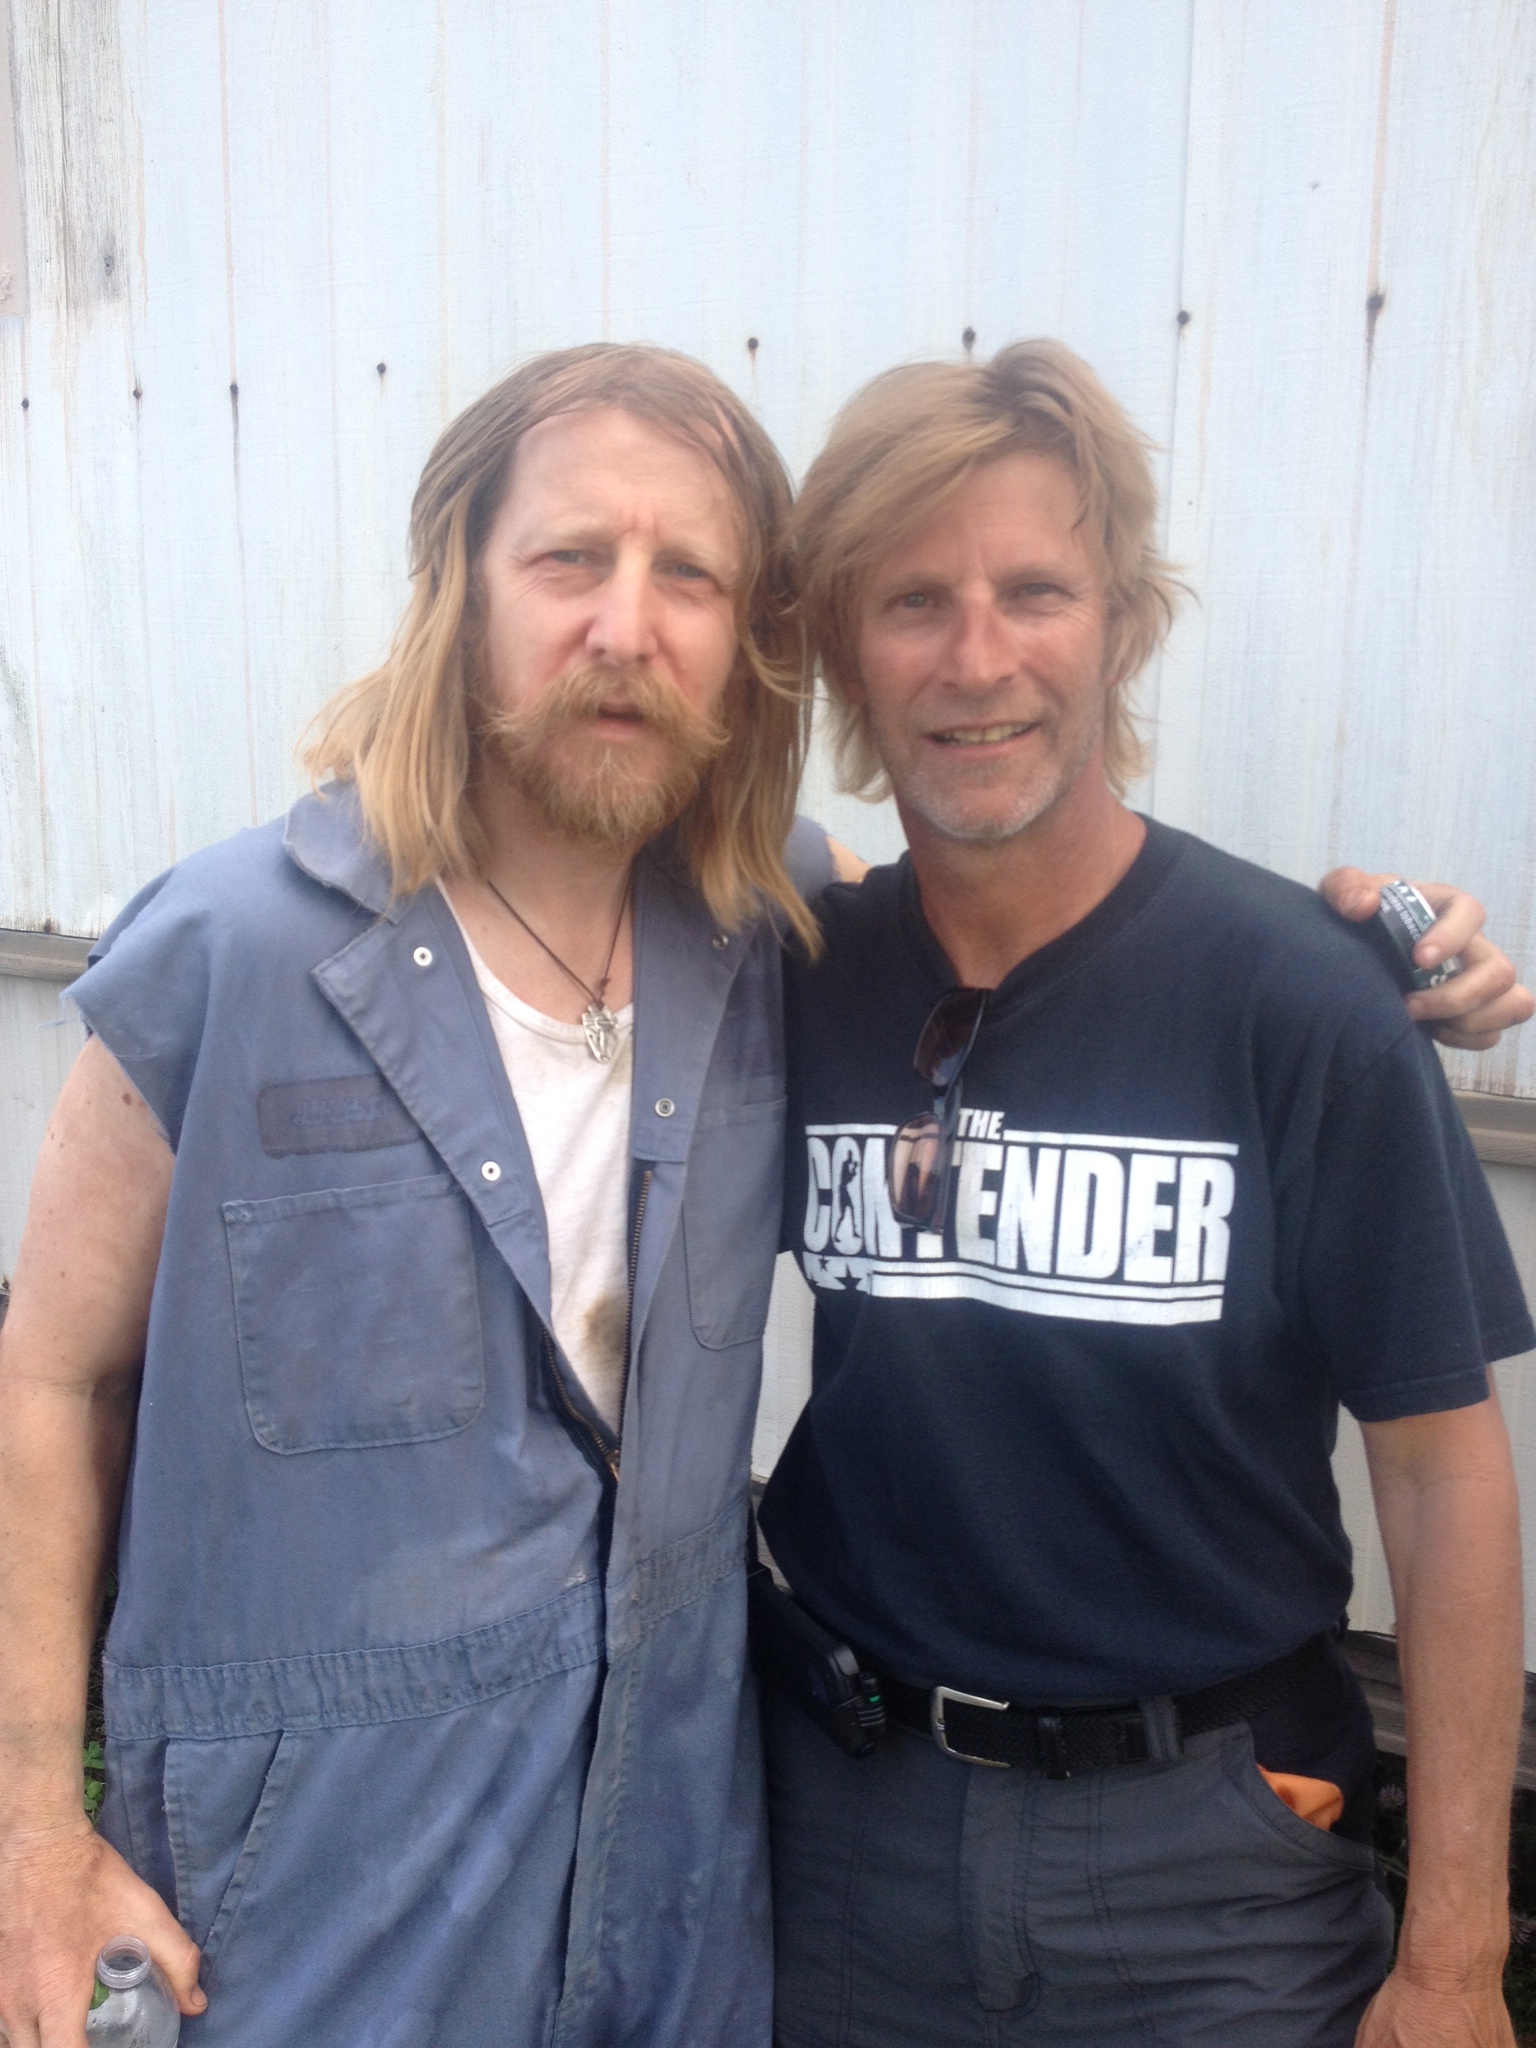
[478,665,729,849]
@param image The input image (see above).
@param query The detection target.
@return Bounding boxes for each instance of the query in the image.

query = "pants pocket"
[163,1730,300,1968]
[1223,1724,1379,1874]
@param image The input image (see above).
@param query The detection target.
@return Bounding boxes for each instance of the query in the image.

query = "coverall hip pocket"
[163,1729,299,1968]
[223,1174,486,1452]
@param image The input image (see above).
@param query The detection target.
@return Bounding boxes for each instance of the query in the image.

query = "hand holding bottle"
[85,1939,180,2047]
[0,1820,202,2048]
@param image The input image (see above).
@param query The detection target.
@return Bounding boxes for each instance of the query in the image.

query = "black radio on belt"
[747,1560,887,1758]
[1365,880,1463,992]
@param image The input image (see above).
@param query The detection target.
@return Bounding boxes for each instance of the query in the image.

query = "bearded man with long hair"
[0,344,841,2048]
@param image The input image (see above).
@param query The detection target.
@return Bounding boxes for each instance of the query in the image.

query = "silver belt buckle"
[930,1685,1012,1767]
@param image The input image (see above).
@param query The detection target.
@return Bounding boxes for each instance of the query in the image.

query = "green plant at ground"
[83,1575,113,1819]
[82,1739,106,1822]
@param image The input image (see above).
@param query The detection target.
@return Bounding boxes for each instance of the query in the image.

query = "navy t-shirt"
[760,819,1534,1705]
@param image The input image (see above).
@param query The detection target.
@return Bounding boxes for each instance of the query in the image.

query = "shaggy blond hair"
[307,343,817,947]
[792,339,1184,799]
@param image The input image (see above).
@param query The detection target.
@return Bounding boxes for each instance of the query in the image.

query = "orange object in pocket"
[1257,1767,1345,1832]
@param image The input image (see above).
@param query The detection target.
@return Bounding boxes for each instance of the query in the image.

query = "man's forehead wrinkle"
[497,454,744,584]
[517,398,748,516]
[863,490,1104,607]
[867,542,1093,598]
[514,505,742,580]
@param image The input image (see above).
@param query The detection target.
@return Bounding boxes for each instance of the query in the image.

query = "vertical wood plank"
[0,0,26,317]
[1336,0,1536,1103]
[2,0,161,932]
[1156,0,1536,1095]
[128,0,253,867]
[1156,0,1390,873]
[323,0,442,682]
[215,0,345,820]
[0,292,43,923]
[436,0,607,402]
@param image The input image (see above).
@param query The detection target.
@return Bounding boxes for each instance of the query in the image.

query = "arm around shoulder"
[826,836,871,884]
[1318,868,1533,1051]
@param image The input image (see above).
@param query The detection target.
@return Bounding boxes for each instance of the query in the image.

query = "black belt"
[876,1632,1332,1776]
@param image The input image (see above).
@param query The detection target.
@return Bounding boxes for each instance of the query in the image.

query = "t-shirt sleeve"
[1296,1018,1535,1422]
[68,866,213,1151]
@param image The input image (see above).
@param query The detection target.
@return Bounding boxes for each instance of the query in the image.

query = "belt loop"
[1138,1695,1183,1762]
[1037,1714,1070,1780]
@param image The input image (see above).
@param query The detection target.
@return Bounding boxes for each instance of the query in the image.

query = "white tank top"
[442,894,633,1430]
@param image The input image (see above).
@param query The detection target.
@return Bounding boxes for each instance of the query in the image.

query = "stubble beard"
[874,698,1105,849]
[478,664,730,850]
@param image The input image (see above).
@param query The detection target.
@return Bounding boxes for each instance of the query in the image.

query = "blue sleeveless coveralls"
[71,788,828,2048]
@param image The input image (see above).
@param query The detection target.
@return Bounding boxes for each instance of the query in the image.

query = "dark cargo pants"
[766,1693,1394,2047]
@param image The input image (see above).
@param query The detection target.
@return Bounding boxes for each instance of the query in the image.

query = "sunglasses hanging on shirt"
[887,985,989,1233]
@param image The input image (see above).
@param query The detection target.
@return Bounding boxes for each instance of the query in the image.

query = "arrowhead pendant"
[582,1002,620,1063]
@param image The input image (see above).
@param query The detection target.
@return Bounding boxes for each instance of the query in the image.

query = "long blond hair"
[307,344,817,947]
[792,339,1185,799]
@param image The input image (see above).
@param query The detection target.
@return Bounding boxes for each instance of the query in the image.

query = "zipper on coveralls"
[544,1327,620,1483]
[542,1162,653,1486]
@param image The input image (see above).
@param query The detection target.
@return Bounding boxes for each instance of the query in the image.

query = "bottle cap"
[96,1938,153,1993]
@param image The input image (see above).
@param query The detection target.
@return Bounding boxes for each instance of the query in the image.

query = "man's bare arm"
[0,1035,203,2048]
[1320,870,1534,1050]
[1356,1394,1523,2048]
[826,836,871,885]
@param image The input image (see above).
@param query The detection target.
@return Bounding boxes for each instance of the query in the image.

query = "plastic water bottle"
[84,1937,180,2046]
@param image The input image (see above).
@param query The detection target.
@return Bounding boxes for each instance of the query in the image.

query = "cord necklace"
[483,869,632,1063]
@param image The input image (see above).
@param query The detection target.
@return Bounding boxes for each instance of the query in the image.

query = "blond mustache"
[478,665,730,848]
[480,664,728,765]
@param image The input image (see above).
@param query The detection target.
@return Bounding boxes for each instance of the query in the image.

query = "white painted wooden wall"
[2,0,1533,1643]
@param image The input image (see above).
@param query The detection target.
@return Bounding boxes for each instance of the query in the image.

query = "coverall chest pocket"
[682,1095,786,1348]
[223,1174,486,1452]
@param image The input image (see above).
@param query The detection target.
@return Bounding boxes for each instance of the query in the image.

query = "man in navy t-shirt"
[758,340,1534,2047]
